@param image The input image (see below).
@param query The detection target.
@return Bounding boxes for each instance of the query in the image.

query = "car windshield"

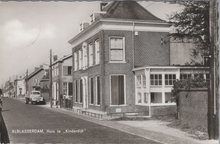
[32,92,40,95]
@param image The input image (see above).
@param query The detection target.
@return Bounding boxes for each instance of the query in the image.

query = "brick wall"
[170,41,203,65]
[178,89,208,131]
[151,105,176,116]
[134,32,170,67]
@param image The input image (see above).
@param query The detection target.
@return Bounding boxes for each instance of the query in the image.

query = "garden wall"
[178,88,208,131]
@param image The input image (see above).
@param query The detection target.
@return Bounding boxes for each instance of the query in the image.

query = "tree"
[169,1,210,64]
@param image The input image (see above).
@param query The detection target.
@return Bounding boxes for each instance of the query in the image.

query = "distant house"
[15,76,26,97]
[68,1,209,117]
[3,80,15,97]
[51,54,72,108]
[26,66,49,95]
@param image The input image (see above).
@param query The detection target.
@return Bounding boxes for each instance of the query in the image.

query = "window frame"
[88,43,94,67]
[67,66,72,75]
[89,77,95,105]
[109,36,125,63]
[75,80,79,103]
[95,76,101,106]
[82,43,88,69]
[74,52,78,71]
[78,50,82,70]
[110,74,126,106]
[150,74,162,86]
[135,74,149,105]
[94,39,100,65]
[165,74,176,86]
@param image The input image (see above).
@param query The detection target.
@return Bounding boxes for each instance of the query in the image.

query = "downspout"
[132,21,135,69]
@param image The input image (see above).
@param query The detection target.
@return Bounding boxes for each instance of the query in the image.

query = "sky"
[0,1,183,87]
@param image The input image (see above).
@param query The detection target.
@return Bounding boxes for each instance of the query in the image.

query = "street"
[1,98,161,144]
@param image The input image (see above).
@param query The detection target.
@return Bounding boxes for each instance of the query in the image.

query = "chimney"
[100,2,108,11]
[40,65,44,69]
[80,22,89,32]
[35,67,39,71]
[53,55,58,62]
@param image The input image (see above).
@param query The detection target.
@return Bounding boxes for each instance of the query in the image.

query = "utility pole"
[208,0,218,139]
[25,69,28,95]
[49,49,53,108]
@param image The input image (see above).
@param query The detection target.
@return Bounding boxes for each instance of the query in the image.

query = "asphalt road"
[1,98,161,144]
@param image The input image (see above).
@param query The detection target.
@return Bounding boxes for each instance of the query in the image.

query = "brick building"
[69,1,209,116]
[51,54,73,108]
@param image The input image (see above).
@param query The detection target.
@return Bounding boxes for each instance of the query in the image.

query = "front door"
[82,76,88,109]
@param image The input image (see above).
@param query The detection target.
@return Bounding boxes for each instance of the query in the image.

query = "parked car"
[25,91,45,105]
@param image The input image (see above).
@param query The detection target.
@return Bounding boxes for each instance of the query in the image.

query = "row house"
[51,54,73,108]
[69,1,209,116]
[26,66,48,96]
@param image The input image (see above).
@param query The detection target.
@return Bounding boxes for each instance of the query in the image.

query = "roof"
[133,65,209,71]
[26,68,44,80]
[51,54,72,67]
[102,1,164,22]
[61,54,72,61]
[68,1,168,45]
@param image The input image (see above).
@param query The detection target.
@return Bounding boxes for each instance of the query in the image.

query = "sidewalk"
[37,103,218,144]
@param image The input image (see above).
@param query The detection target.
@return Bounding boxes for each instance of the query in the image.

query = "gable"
[102,1,164,22]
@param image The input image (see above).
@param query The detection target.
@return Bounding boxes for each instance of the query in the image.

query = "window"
[67,66,72,75]
[180,74,191,80]
[143,75,146,88]
[95,40,100,65]
[109,37,125,62]
[96,76,101,105]
[137,92,142,103]
[63,66,71,76]
[165,74,176,85]
[75,80,78,102]
[82,43,88,69]
[68,82,73,96]
[90,78,94,104]
[135,74,148,105]
[151,93,162,103]
[74,52,78,71]
[203,56,210,66]
[56,66,59,76]
[144,93,149,103]
[89,43,94,67]
[63,82,67,95]
[150,74,162,86]
[111,75,125,105]
[194,73,204,79]
[136,75,141,88]
[165,93,174,103]
[205,74,210,83]
[79,50,82,69]
[80,79,83,103]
